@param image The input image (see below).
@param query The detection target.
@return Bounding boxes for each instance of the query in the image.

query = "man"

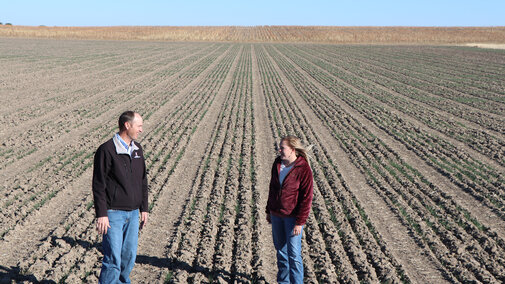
[92,111,149,283]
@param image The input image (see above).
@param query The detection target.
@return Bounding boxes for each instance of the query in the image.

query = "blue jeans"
[271,214,304,284]
[99,209,139,284]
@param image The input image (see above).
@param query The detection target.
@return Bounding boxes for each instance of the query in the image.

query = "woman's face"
[279,140,295,160]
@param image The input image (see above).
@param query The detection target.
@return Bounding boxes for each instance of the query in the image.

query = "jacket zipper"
[278,163,298,200]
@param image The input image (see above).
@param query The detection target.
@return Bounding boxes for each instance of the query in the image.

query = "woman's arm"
[295,164,313,225]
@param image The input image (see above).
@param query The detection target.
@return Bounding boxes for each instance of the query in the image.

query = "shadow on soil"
[0,237,263,283]
[0,265,56,284]
[53,235,102,251]
[0,236,99,284]
[136,255,263,283]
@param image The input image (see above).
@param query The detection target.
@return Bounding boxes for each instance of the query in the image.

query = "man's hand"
[266,214,271,224]
[140,212,149,230]
[97,216,110,235]
[292,225,303,236]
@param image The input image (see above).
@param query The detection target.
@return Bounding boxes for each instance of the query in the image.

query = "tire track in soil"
[165,84,238,283]
[208,72,248,283]
[157,45,274,283]
[130,45,243,283]
[250,44,278,284]
[182,88,238,283]
[0,43,222,184]
[282,45,505,241]
[268,44,448,283]
[0,45,234,273]
[186,45,258,283]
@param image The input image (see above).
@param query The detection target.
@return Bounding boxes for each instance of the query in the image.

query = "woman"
[266,135,314,283]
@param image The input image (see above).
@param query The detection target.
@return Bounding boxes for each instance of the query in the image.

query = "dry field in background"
[1,26,505,44]
[0,38,504,283]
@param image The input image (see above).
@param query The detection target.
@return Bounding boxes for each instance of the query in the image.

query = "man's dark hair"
[118,111,136,132]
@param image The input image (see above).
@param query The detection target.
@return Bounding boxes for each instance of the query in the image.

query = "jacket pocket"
[280,186,299,214]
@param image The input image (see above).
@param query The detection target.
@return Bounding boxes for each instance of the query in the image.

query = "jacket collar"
[276,155,307,172]
[113,134,139,155]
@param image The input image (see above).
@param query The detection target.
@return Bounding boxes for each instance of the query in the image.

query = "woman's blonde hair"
[281,135,309,161]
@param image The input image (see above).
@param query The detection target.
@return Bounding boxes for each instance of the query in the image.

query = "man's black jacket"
[92,136,148,217]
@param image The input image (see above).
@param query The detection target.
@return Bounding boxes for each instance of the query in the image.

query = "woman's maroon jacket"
[266,155,314,225]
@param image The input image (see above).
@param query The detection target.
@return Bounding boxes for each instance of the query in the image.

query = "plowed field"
[1,38,504,283]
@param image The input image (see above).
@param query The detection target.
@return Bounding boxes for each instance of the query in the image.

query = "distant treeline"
[0,25,504,44]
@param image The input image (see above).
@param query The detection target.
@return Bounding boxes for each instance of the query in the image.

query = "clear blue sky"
[1,0,503,27]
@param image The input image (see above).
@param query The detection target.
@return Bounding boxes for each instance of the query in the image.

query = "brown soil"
[1,38,504,283]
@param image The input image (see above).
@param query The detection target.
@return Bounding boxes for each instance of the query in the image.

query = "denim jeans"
[99,209,139,284]
[271,214,304,284]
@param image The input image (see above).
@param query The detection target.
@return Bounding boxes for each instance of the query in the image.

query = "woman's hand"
[266,214,271,224]
[293,225,303,236]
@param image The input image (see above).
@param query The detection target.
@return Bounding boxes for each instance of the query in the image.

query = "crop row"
[3,42,504,283]
[0,40,184,79]
[1,44,195,123]
[256,45,412,283]
[0,44,234,239]
[288,45,505,166]
[0,44,114,80]
[2,43,214,128]
[0,44,226,171]
[1,43,148,92]
[265,44,505,282]
[314,45,505,122]
[278,45,505,217]
[342,45,505,93]
[310,45,505,132]
[163,45,268,283]
[325,45,505,102]
[12,45,241,283]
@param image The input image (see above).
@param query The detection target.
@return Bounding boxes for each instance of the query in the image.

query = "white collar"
[113,134,139,155]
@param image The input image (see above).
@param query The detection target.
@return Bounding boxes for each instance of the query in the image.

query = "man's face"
[126,114,143,140]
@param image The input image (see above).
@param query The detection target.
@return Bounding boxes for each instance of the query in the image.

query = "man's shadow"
[0,265,56,284]
[136,255,261,283]
[1,236,262,283]
[0,235,99,284]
